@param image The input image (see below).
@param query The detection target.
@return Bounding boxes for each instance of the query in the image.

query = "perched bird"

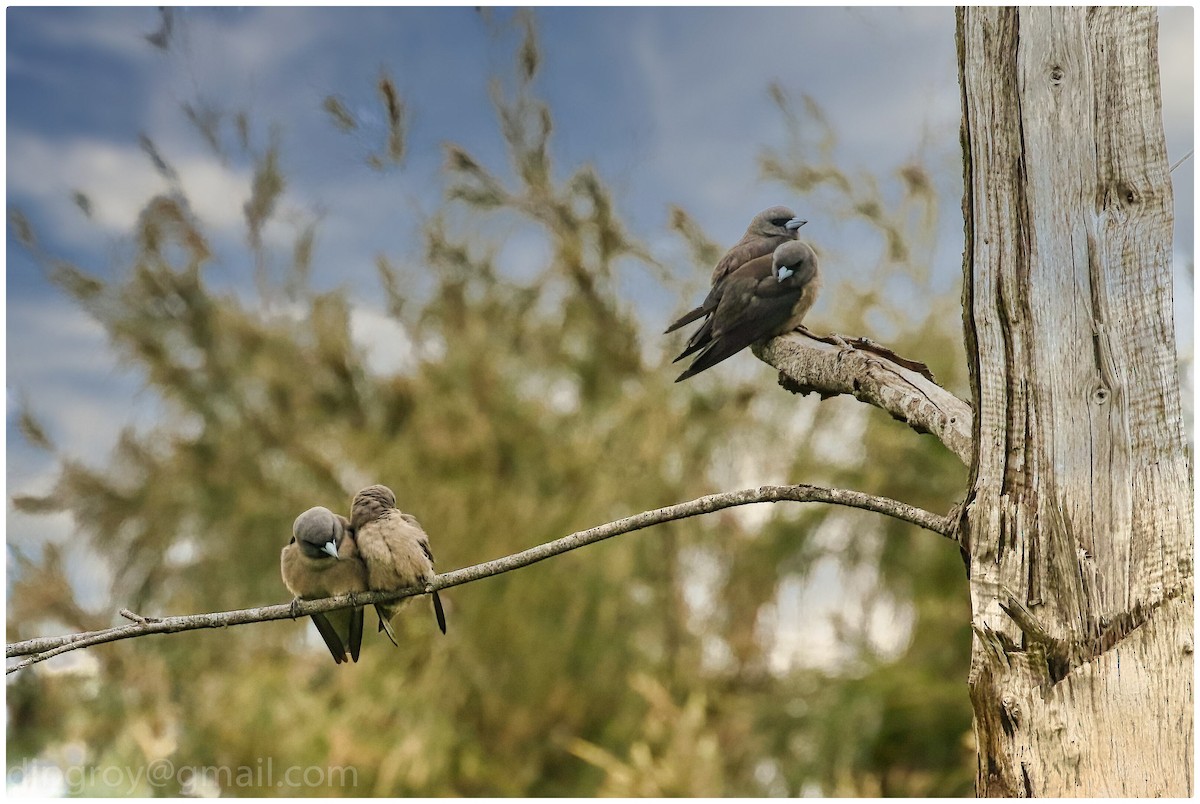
[280,506,368,664]
[350,484,448,643]
[673,239,820,382]
[665,206,807,336]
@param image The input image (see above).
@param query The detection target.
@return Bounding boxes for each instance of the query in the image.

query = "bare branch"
[7,483,955,672]
[754,329,974,464]
[1169,148,1193,173]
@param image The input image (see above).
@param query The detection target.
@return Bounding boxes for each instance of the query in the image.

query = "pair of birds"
[667,206,819,382]
[280,484,447,665]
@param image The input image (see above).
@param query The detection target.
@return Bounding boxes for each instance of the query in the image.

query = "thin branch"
[754,329,974,464]
[1169,148,1193,173]
[7,483,956,673]
[998,590,1067,653]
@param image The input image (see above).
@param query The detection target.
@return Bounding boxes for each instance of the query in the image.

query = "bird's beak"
[322,540,340,560]
[785,217,807,231]
[776,265,796,283]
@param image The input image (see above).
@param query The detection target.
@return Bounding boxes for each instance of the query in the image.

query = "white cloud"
[6,297,157,467]
[347,304,419,376]
[7,133,255,249]
[18,7,161,64]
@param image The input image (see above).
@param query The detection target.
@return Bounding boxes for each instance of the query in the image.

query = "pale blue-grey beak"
[785,217,807,231]
[321,540,340,560]
[776,265,796,283]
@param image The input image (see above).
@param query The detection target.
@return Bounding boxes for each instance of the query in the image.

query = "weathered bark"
[756,331,974,464]
[958,7,1192,797]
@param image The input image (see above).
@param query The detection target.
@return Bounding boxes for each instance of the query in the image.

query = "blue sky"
[6,7,1194,618]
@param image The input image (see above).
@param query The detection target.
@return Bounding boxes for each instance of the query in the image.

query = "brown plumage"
[665,205,806,336]
[350,484,447,643]
[673,239,820,382]
[280,506,368,664]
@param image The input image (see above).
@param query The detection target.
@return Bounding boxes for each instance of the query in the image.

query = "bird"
[665,205,807,337]
[280,506,368,664]
[673,239,820,382]
[350,484,448,644]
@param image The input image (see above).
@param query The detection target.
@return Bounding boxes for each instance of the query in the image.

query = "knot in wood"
[999,694,1021,736]
[1049,66,1065,84]
[1116,181,1139,206]
[1091,386,1110,405]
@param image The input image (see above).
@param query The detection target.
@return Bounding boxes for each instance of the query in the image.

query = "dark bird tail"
[664,305,706,334]
[309,613,347,664]
[674,339,746,382]
[672,316,714,363]
[432,591,447,635]
[375,604,399,647]
[347,606,364,662]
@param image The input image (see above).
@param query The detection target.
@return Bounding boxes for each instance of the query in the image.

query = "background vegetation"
[8,14,972,796]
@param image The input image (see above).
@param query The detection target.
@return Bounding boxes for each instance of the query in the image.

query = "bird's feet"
[289,596,303,619]
[830,333,854,358]
[794,325,854,357]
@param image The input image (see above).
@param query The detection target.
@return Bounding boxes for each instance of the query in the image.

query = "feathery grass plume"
[444,143,508,208]
[48,260,106,302]
[235,111,250,151]
[376,72,406,167]
[144,7,173,50]
[517,10,539,81]
[9,208,36,249]
[183,100,224,159]
[244,137,285,295]
[138,195,211,266]
[139,134,179,184]
[322,94,358,131]
[16,405,55,452]
[72,191,93,218]
[667,205,722,271]
[288,220,317,298]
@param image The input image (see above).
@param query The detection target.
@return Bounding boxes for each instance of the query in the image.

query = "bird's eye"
[770,217,790,227]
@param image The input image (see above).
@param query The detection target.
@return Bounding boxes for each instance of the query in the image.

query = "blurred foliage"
[7,11,971,797]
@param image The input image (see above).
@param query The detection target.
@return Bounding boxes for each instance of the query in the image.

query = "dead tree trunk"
[957,7,1192,796]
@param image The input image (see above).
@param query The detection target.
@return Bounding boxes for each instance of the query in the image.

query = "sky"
[5,7,1195,653]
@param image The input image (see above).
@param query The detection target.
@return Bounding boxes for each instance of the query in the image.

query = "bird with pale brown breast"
[673,239,820,382]
[665,205,807,338]
[280,506,368,664]
[350,484,447,644]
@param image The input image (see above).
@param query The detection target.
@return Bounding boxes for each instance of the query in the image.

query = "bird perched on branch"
[672,239,820,382]
[351,484,448,643]
[281,506,368,664]
[665,205,807,337]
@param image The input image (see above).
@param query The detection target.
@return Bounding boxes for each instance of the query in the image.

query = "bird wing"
[674,271,807,382]
[709,235,777,285]
[402,513,448,635]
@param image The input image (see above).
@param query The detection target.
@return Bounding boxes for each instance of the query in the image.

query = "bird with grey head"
[280,506,368,664]
[665,205,806,339]
[350,484,447,644]
[673,239,820,382]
